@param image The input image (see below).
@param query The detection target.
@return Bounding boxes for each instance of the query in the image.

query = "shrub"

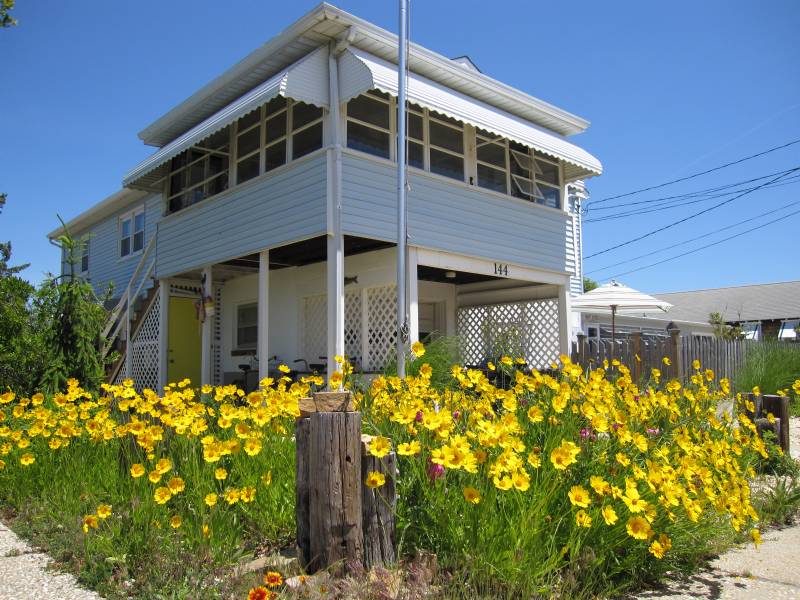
[735,341,800,397]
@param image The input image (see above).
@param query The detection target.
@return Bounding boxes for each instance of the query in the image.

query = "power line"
[583,167,800,260]
[585,167,800,213]
[584,173,800,223]
[585,137,800,206]
[586,198,800,274]
[603,205,800,279]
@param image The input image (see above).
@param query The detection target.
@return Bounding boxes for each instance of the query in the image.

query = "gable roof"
[137,3,592,148]
[654,281,800,324]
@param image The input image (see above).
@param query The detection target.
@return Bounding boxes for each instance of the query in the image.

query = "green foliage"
[39,228,108,393]
[708,312,744,340]
[753,476,800,527]
[756,430,799,477]
[0,0,15,28]
[582,277,598,292]
[385,335,463,390]
[735,341,800,399]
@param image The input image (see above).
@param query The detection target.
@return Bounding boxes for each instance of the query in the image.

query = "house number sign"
[493,263,509,277]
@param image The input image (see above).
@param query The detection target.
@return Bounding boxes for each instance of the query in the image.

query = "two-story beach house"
[48,3,602,391]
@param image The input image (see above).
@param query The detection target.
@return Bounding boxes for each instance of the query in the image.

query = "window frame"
[345,90,393,161]
[80,238,89,273]
[119,205,145,259]
[166,128,231,215]
[235,302,259,351]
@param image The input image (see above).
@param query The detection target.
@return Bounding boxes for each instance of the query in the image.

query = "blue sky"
[1,0,798,292]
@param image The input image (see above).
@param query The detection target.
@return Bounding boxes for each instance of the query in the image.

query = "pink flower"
[415,411,423,423]
[427,459,445,482]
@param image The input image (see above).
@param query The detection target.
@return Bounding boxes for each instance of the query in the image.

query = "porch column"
[158,279,169,389]
[258,250,270,383]
[557,284,572,357]
[407,246,419,344]
[201,266,213,386]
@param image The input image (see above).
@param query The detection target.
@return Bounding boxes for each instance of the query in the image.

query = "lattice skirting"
[301,285,396,372]
[118,292,161,391]
[457,298,560,369]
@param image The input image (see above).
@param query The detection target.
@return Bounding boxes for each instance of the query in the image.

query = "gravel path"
[0,521,101,600]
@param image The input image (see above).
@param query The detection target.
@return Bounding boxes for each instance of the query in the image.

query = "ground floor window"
[236,303,258,350]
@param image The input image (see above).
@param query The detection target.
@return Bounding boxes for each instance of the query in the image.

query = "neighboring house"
[47,3,602,391]
[578,280,800,341]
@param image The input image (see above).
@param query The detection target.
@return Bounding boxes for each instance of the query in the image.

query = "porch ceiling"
[417,265,500,285]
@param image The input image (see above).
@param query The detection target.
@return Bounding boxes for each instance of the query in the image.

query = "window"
[80,239,89,273]
[120,206,145,257]
[428,113,464,181]
[235,109,262,185]
[404,102,425,169]
[347,91,391,159]
[236,303,258,350]
[476,129,509,194]
[168,127,230,214]
[509,142,562,208]
[291,100,324,159]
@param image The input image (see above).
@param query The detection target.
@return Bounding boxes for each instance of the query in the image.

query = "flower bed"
[0,351,775,598]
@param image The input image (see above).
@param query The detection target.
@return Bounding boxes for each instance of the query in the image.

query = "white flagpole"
[396,0,409,378]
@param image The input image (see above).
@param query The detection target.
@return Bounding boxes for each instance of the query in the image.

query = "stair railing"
[103,234,157,362]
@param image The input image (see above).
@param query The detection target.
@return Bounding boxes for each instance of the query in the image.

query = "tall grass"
[735,341,800,413]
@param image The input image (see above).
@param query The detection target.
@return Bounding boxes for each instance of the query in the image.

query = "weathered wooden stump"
[362,450,397,569]
[295,391,397,574]
[743,392,791,454]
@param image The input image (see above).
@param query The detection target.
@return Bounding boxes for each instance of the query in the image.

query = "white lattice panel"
[366,285,397,371]
[458,298,560,369]
[344,290,362,365]
[130,293,161,391]
[303,294,327,363]
[213,285,223,385]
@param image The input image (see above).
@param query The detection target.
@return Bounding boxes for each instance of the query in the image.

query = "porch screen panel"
[301,291,363,368]
[366,285,397,371]
[129,293,161,391]
[457,298,560,370]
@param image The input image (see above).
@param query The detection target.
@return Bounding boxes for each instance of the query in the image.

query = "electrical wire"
[584,172,800,223]
[603,205,800,279]
[585,138,800,206]
[583,167,800,260]
[586,197,800,275]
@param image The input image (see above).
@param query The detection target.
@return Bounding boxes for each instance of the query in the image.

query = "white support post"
[408,246,419,345]
[158,279,169,389]
[557,284,572,357]
[327,44,345,383]
[201,266,213,386]
[258,250,270,384]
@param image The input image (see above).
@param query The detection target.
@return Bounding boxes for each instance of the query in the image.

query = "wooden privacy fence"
[571,332,754,383]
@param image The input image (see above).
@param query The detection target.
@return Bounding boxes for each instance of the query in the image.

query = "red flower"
[248,586,268,600]
[263,571,283,588]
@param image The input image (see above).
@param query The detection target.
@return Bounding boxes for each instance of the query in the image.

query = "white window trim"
[118,205,145,260]
[80,238,89,273]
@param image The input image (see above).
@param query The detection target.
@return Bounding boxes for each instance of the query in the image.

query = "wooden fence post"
[362,449,397,569]
[631,332,642,383]
[669,328,682,380]
[295,415,311,567]
[762,395,791,454]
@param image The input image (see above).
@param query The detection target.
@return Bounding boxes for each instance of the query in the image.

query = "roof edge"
[138,3,591,147]
[47,188,149,239]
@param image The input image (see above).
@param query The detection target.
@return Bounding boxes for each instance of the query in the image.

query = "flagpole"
[396,0,409,378]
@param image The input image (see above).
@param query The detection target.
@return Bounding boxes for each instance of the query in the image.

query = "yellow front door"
[167,297,202,386]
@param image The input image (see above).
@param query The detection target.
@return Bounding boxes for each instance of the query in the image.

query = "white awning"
[123,46,330,189]
[338,48,602,181]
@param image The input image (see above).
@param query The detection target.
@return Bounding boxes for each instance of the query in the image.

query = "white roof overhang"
[123,46,330,190]
[338,48,602,181]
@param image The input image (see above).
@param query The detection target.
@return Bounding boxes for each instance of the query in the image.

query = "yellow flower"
[224,488,240,504]
[568,485,591,508]
[615,452,631,467]
[19,452,34,466]
[752,386,761,396]
[527,450,542,468]
[626,516,652,540]
[751,528,762,549]
[512,471,530,492]
[278,364,291,374]
[130,463,145,478]
[411,341,425,357]
[662,357,671,366]
[263,571,283,588]
[550,440,580,470]
[463,487,481,504]
[167,476,185,494]
[575,510,592,528]
[334,355,344,363]
[204,493,218,507]
[692,359,701,370]
[527,405,544,423]
[365,471,386,489]
[397,440,421,456]
[500,356,513,366]
[244,438,262,456]
[493,475,513,491]
[82,514,99,533]
[96,504,112,519]
[170,515,182,529]
[155,457,172,474]
[601,505,618,525]
[369,436,392,458]
[240,486,256,503]
[148,470,162,484]
[215,468,228,480]
[154,487,172,504]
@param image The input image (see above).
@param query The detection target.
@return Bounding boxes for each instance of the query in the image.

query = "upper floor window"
[476,129,509,194]
[347,90,391,159]
[509,141,561,209]
[120,206,145,258]
[168,127,230,214]
[428,113,465,182]
[80,239,89,273]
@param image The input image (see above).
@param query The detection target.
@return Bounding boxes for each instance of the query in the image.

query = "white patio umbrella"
[571,280,673,350]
